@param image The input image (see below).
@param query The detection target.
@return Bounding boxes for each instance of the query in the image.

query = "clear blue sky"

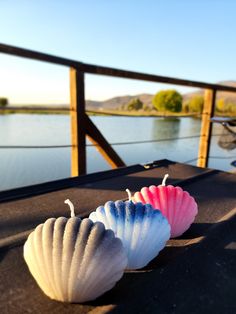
[0,0,236,104]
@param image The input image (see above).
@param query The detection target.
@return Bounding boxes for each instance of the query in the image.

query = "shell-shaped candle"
[23,200,127,303]
[133,174,198,238]
[89,192,170,270]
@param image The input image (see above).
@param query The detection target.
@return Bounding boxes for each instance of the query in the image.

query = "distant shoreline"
[0,106,235,118]
[0,107,198,117]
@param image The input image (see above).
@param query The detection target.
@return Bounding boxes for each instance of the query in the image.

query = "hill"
[183,81,236,103]
[86,81,236,112]
[86,94,153,111]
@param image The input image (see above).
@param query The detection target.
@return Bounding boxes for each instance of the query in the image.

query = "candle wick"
[64,199,75,217]
[162,174,169,186]
[125,189,132,202]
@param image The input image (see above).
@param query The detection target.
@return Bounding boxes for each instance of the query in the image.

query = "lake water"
[0,114,235,191]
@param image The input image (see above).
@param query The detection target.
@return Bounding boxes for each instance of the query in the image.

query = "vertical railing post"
[197,88,216,168]
[70,68,86,176]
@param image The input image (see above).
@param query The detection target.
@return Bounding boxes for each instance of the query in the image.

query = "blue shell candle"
[89,190,171,270]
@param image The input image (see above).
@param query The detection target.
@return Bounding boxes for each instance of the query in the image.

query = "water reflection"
[0,115,234,191]
[151,118,180,150]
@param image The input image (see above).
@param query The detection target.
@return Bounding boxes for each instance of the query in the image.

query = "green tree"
[119,103,126,110]
[127,98,143,111]
[188,95,204,113]
[182,101,190,113]
[0,97,8,107]
[216,98,225,112]
[152,90,182,112]
[227,102,236,114]
[143,104,151,112]
[216,99,236,115]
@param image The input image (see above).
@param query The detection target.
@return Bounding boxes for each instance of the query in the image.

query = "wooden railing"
[1,42,236,174]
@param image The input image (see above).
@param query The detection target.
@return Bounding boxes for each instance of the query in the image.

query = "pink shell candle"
[133,174,198,238]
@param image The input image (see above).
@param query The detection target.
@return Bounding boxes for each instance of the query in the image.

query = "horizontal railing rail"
[1,42,236,178]
[1,43,236,92]
[0,44,236,92]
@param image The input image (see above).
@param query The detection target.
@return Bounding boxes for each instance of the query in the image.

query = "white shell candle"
[23,200,127,303]
[89,192,170,270]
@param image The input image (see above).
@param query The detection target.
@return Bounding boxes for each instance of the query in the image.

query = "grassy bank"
[0,106,199,117]
[86,109,200,117]
[0,106,69,115]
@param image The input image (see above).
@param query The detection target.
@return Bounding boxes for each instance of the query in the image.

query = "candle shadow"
[0,248,8,262]
[174,222,212,239]
[83,243,194,307]
[86,215,236,310]
[86,231,205,307]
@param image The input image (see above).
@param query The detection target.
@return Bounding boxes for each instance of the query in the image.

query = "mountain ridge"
[86,81,236,111]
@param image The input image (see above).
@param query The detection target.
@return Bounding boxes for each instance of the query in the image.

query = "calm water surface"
[0,114,235,191]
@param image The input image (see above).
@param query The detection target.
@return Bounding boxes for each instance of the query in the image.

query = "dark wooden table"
[0,159,236,314]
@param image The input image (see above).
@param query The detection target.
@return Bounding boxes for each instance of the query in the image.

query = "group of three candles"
[24,174,198,303]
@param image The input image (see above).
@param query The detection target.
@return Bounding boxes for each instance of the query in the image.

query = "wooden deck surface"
[0,159,236,313]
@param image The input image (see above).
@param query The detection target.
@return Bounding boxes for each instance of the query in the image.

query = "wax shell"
[23,217,127,303]
[89,201,170,269]
[133,185,198,238]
